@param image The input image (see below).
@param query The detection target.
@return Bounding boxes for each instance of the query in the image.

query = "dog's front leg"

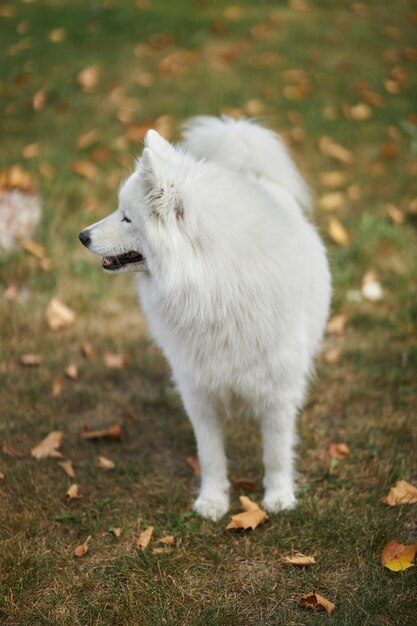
[179,382,229,521]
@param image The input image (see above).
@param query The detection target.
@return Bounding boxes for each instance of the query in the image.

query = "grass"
[1,0,417,624]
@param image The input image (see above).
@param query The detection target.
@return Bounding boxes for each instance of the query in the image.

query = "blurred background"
[1,1,416,624]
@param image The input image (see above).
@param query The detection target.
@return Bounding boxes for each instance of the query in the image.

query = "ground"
[1,1,416,624]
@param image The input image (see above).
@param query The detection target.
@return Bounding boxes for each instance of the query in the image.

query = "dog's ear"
[140,132,184,221]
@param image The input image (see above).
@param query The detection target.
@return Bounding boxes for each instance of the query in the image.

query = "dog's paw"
[193,494,229,521]
[262,489,296,513]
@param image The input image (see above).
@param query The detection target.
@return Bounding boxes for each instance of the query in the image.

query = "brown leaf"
[322,346,343,364]
[21,239,46,259]
[319,137,354,164]
[125,123,154,143]
[97,455,116,470]
[136,526,154,549]
[22,143,40,159]
[58,460,75,478]
[283,553,316,566]
[66,483,82,500]
[48,28,66,43]
[76,129,100,150]
[185,456,201,476]
[349,103,372,120]
[32,89,47,111]
[381,540,417,572]
[64,364,79,380]
[51,375,64,397]
[74,535,91,557]
[386,204,405,225]
[21,353,43,366]
[328,442,350,460]
[382,480,417,506]
[320,171,347,189]
[232,479,258,492]
[0,471,5,480]
[81,342,96,360]
[157,535,175,545]
[46,298,76,331]
[2,445,23,458]
[326,313,347,336]
[300,591,335,615]
[110,527,122,538]
[31,431,63,460]
[103,353,129,369]
[77,65,99,92]
[81,424,122,441]
[225,496,269,530]
[319,192,345,212]
[328,217,351,246]
[71,160,98,180]
[39,161,55,180]
[380,143,398,160]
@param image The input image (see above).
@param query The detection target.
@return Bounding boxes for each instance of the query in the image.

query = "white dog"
[79,116,331,521]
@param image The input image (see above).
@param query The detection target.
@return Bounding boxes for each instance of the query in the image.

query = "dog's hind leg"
[179,382,230,521]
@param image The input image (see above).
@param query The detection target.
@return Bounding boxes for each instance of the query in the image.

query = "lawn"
[1,0,416,624]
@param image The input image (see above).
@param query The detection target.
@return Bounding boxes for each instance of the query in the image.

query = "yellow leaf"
[46,298,76,331]
[48,28,66,43]
[58,460,76,478]
[136,526,154,549]
[381,540,417,572]
[31,431,63,460]
[328,217,351,246]
[300,590,335,615]
[66,483,82,500]
[320,171,347,189]
[22,143,40,159]
[225,496,269,530]
[74,535,91,557]
[283,553,316,566]
[382,480,417,506]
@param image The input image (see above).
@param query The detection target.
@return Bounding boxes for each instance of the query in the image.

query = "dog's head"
[79,129,210,275]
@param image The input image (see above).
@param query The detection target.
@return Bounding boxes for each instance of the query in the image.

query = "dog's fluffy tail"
[182,115,310,211]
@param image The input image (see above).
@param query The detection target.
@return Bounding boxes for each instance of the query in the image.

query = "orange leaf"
[71,160,98,180]
[74,535,91,557]
[46,298,76,331]
[300,590,335,615]
[232,479,257,492]
[382,480,417,506]
[2,445,23,458]
[76,129,100,150]
[283,553,316,566]
[328,442,350,460]
[81,424,122,441]
[225,496,269,530]
[31,431,63,460]
[185,456,201,476]
[381,540,417,572]
[58,460,75,478]
[157,535,175,545]
[66,483,82,500]
[136,526,154,549]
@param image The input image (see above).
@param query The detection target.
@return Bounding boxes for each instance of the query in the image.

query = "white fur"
[80,116,331,521]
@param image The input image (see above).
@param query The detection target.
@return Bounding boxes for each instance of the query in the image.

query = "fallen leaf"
[66,483,82,499]
[58,460,75,478]
[31,431,63,460]
[64,363,79,380]
[185,456,201,476]
[349,103,372,120]
[380,143,398,159]
[386,204,405,225]
[382,480,417,506]
[326,313,347,335]
[97,455,116,470]
[2,445,23,458]
[283,553,316,566]
[76,129,100,150]
[46,298,76,331]
[39,161,55,180]
[51,375,64,397]
[21,239,46,259]
[320,171,347,189]
[81,342,96,360]
[71,160,98,180]
[22,143,40,159]
[103,353,129,369]
[48,28,66,43]
[81,424,122,441]
[322,346,343,364]
[77,65,99,92]
[328,217,351,246]
[0,471,5,480]
[225,496,269,530]
[136,526,154,549]
[300,591,335,615]
[232,479,257,492]
[152,546,172,554]
[319,137,354,164]
[110,527,122,538]
[381,540,417,572]
[74,535,91,557]
[328,442,350,460]
[32,89,47,111]
[21,353,43,366]
[319,192,345,211]
[157,535,175,546]
[361,271,383,301]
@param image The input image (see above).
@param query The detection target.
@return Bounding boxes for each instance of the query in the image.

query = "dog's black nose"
[79,230,91,247]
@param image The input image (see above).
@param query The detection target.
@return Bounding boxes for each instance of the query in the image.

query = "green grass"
[1,0,417,624]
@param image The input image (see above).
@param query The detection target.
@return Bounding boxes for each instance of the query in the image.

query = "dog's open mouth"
[102,251,145,271]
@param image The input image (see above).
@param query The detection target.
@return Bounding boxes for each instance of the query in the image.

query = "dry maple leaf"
[31,431,63,460]
[136,526,154,549]
[386,204,405,226]
[64,364,79,380]
[382,480,417,506]
[381,540,417,572]
[103,352,129,369]
[58,460,75,478]
[66,483,81,500]
[46,298,76,331]
[225,496,269,530]
[48,28,66,43]
[157,535,175,546]
[74,535,91,557]
[21,353,43,366]
[283,553,316,566]
[185,456,201,476]
[81,342,96,360]
[97,455,116,470]
[328,442,350,460]
[81,424,122,441]
[2,445,23,458]
[328,217,351,246]
[300,590,335,615]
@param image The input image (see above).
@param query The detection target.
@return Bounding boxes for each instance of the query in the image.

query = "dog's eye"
[121,215,131,223]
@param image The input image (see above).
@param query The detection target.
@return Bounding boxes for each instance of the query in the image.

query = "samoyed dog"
[79,116,331,521]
